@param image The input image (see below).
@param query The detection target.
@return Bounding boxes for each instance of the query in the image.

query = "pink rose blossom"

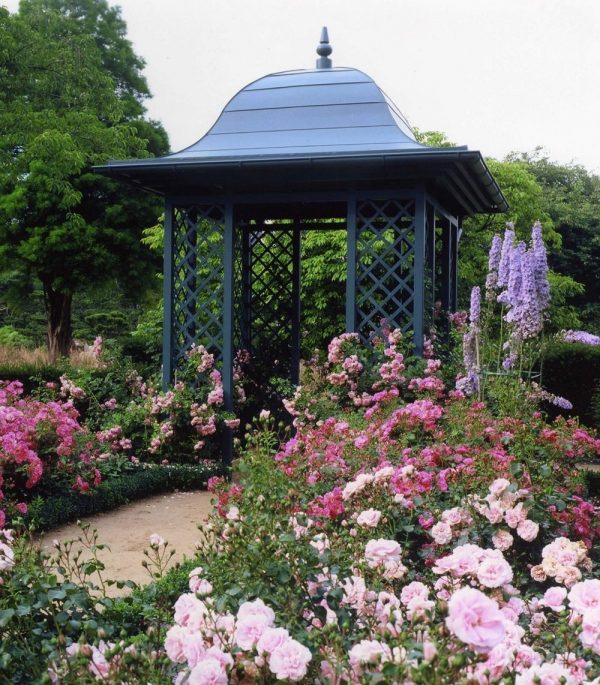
[182,632,206,668]
[515,662,578,685]
[365,539,402,567]
[188,658,228,685]
[356,509,382,528]
[237,598,276,625]
[580,606,600,654]
[476,554,513,588]
[348,639,392,668]
[234,614,271,650]
[445,587,505,652]
[431,521,453,545]
[516,519,539,542]
[568,578,600,614]
[400,581,430,606]
[268,638,312,681]
[256,627,291,655]
[491,529,514,551]
[165,624,189,663]
[542,586,567,611]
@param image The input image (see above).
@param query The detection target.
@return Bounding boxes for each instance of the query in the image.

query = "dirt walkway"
[38,490,214,590]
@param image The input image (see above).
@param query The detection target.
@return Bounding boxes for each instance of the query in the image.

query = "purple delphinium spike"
[516,249,542,340]
[504,241,525,320]
[563,330,600,345]
[485,234,502,294]
[497,224,515,289]
[531,221,550,311]
[469,286,481,330]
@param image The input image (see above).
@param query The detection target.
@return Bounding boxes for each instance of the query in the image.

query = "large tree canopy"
[0,1,168,359]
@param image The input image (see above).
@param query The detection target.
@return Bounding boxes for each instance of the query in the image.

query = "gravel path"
[38,490,214,590]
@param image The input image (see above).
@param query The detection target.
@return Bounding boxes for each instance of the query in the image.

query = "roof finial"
[316,26,332,69]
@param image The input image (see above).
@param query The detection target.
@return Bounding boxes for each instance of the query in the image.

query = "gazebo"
[97,28,507,420]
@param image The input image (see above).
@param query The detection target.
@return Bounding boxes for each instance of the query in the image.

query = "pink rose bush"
[0,380,109,525]
[165,572,312,683]
[182,326,600,683]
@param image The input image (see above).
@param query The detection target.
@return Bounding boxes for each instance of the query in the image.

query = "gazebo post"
[162,200,174,389]
[413,190,426,355]
[222,201,235,465]
[345,193,357,333]
[291,219,301,385]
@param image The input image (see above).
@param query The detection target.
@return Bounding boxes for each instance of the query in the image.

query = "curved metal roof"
[168,67,425,160]
[96,30,508,216]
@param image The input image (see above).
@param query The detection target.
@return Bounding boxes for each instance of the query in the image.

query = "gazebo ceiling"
[96,29,508,216]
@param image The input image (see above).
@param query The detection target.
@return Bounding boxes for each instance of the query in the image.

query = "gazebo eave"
[94,148,507,216]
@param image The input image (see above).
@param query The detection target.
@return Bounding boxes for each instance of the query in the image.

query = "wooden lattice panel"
[171,204,225,367]
[355,198,416,341]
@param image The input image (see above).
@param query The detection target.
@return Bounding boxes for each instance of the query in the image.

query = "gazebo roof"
[96,29,508,216]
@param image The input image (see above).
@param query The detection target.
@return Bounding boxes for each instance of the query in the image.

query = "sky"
[5,0,600,172]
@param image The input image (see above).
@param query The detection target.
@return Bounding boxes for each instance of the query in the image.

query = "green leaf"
[0,609,15,627]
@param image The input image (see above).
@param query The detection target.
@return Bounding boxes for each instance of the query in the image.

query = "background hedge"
[543,342,600,428]
[27,463,224,531]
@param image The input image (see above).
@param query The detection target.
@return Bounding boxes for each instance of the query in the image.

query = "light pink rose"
[504,503,527,529]
[234,614,271,650]
[204,646,234,670]
[441,507,464,526]
[182,632,206,668]
[445,587,505,652]
[542,586,567,611]
[516,519,539,542]
[174,594,208,628]
[431,521,453,545]
[476,554,513,588]
[365,539,402,567]
[356,508,382,528]
[348,639,392,667]
[515,662,578,685]
[188,657,228,685]
[400,581,430,606]
[556,565,582,588]
[269,638,312,681]
[483,503,505,524]
[433,544,483,577]
[580,606,600,654]
[489,478,511,496]
[491,530,513,551]
[237,598,276,625]
[568,578,600,614]
[256,627,291,655]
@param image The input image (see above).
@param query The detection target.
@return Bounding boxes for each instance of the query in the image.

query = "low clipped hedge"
[27,463,225,531]
[0,363,67,394]
[543,341,600,428]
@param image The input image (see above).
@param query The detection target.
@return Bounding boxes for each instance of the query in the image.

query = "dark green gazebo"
[97,28,507,445]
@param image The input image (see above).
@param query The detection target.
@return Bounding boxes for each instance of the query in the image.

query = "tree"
[0,2,168,359]
[512,151,600,333]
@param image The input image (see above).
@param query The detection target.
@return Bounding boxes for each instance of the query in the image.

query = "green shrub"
[0,324,31,347]
[543,341,600,426]
[27,463,224,531]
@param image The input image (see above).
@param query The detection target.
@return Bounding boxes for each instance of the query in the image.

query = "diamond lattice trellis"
[355,198,416,342]
[246,226,296,379]
[171,204,225,368]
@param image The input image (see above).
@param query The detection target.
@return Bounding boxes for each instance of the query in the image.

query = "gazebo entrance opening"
[166,192,460,391]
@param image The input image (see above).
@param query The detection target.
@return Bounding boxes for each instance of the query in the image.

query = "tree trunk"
[43,282,73,363]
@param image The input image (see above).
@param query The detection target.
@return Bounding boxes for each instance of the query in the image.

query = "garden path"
[38,490,213,592]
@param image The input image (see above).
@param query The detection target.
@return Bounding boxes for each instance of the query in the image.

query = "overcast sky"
[5,0,600,172]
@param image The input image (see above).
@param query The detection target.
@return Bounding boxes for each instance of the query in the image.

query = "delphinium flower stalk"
[485,234,502,297]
